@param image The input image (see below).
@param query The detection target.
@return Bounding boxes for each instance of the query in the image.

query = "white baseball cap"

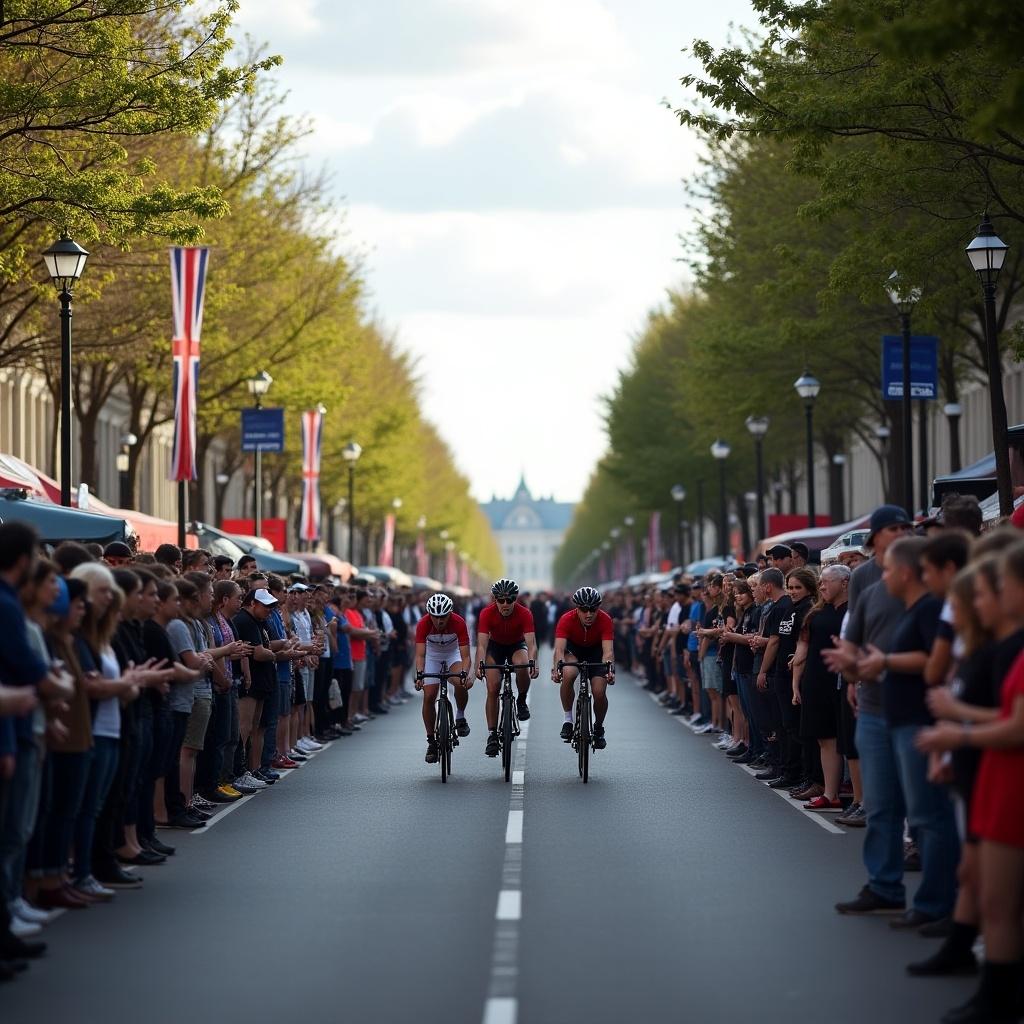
[252,588,278,606]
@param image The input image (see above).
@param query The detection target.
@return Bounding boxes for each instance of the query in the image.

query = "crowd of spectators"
[0,529,432,984]
[604,494,1023,1024]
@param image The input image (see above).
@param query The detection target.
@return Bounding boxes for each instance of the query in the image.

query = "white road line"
[496,890,521,921]
[483,997,517,1024]
[505,809,523,844]
[189,791,258,833]
[512,770,525,786]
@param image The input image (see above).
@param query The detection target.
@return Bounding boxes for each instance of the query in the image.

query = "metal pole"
[754,437,766,541]
[253,448,262,537]
[900,312,914,513]
[805,402,816,527]
[919,400,929,514]
[717,461,727,557]
[177,481,186,547]
[119,466,130,510]
[59,288,72,506]
[948,411,962,473]
[697,479,705,559]
[675,517,682,567]
[347,463,355,565]
[983,282,1013,515]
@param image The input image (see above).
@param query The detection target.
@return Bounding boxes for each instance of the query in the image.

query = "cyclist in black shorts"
[551,587,615,748]
[475,578,539,756]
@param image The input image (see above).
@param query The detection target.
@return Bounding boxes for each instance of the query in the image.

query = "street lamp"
[115,432,137,509]
[832,453,847,524]
[965,215,1012,514]
[680,519,690,566]
[793,371,821,528]
[245,371,273,537]
[710,439,731,557]
[670,484,686,565]
[875,424,892,501]
[943,402,963,473]
[41,234,90,506]
[887,271,921,513]
[341,440,362,564]
[745,414,770,542]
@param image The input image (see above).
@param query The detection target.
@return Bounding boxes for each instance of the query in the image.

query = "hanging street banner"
[169,247,209,481]
[241,407,285,452]
[881,335,939,399]
[299,408,324,544]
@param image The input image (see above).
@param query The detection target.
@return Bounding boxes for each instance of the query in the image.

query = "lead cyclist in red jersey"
[551,586,615,748]
[475,578,539,757]
[414,593,472,764]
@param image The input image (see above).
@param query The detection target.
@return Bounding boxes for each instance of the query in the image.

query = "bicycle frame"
[480,659,533,782]
[557,660,610,783]
[418,662,466,783]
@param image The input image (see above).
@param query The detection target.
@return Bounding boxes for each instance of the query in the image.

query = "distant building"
[481,476,574,592]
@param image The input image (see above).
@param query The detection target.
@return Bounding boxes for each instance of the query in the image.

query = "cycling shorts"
[485,640,528,667]
[423,650,464,684]
[563,642,609,677]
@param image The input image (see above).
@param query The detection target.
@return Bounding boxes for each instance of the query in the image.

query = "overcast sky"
[235,0,757,504]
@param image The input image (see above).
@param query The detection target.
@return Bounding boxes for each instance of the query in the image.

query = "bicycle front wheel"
[438,702,451,784]
[501,691,513,783]
[578,694,591,783]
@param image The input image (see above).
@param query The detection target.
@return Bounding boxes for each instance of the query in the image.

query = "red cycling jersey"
[555,608,614,647]
[414,612,470,649]
[477,602,535,645]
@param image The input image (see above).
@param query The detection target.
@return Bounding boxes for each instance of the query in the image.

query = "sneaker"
[142,836,176,857]
[835,802,868,827]
[296,738,323,753]
[191,794,216,812]
[234,772,268,792]
[835,885,905,915]
[694,723,715,735]
[485,732,500,757]
[253,769,278,785]
[593,725,607,750]
[10,898,56,926]
[71,876,116,901]
[560,722,573,741]
[687,713,703,726]
[9,915,42,938]
[670,705,691,716]
[271,756,300,770]
[93,865,145,887]
[352,713,369,724]
[904,841,922,872]
[456,719,471,738]
[792,783,825,801]
[215,784,244,800]
[713,734,734,750]
[288,749,310,762]
[517,700,530,721]
[804,795,843,811]
[389,695,403,706]
[425,739,438,764]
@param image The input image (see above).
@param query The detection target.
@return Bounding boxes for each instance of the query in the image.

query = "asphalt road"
[2,653,975,1024]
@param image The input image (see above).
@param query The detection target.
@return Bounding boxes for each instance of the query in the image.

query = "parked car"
[685,556,738,577]
[191,521,308,577]
[819,529,871,564]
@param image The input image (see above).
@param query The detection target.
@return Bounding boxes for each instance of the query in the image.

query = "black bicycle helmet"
[491,578,519,599]
[572,586,602,609]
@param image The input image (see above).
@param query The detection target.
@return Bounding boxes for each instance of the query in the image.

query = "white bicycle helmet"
[491,578,519,599]
[572,586,602,609]
[425,592,454,617]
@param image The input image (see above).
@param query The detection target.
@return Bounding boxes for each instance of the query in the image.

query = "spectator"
[211,555,234,580]
[102,542,134,568]
[153,544,182,574]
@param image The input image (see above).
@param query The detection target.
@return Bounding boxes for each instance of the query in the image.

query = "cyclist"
[475,578,539,757]
[551,586,615,748]
[413,593,472,764]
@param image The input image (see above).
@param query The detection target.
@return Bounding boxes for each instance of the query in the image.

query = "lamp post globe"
[745,415,770,542]
[710,439,730,557]
[244,371,274,538]
[793,372,821,528]
[887,271,920,513]
[342,440,362,565]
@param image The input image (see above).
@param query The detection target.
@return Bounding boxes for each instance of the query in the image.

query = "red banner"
[379,512,395,566]
[222,517,287,555]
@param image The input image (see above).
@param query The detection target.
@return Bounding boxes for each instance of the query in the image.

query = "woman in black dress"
[792,564,850,810]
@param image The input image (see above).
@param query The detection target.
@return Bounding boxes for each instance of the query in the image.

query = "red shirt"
[414,612,470,649]
[555,608,614,647]
[478,602,535,645]
[344,608,366,661]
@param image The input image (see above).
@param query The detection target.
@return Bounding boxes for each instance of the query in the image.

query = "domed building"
[480,475,575,592]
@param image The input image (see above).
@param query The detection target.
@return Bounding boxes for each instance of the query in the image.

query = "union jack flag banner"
[169,247,209,481]
[299,408,324,543]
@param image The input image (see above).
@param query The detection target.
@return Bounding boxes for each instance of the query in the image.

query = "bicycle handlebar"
[479,660,535,671]
[555,660,612,671]
[417,670,468,681]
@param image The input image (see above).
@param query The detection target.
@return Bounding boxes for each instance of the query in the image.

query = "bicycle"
[417,663,467,784]
[556,660,610,783]
[479,659,534,782]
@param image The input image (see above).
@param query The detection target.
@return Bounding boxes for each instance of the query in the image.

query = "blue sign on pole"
[881,335,939,400]
[241,407,285,452]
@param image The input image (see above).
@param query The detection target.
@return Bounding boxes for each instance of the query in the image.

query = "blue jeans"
[42,751,91,875]
[260,682,280,769]
[890,724,960,918]
[735,673,763,756]
[0,738,44,902]
[855,711,906,904]
[74,737,119,882]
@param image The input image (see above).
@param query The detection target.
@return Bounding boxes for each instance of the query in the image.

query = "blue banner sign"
[241,407,285,452]
[881,335,939,400]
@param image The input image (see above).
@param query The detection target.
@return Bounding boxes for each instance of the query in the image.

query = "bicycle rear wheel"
[578,694,591,783]
[501,689,513,783]
[438,700,450,784]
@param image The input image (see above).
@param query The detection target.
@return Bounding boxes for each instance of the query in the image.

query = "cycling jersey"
[555,608,614,647]
[414,613,470,653]
[477,602,534,645]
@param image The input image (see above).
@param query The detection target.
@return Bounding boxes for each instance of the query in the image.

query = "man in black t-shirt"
[856,537,959,928]
[232,589,279,783]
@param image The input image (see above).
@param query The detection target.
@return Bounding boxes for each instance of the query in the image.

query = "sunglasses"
[495,598,515,605]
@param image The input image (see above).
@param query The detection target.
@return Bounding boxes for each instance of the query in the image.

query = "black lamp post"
[697,478,706,559]
[245,370,273,537]
[745,414,770,541]
[670,484,686,565]
[710,439,731,557]
[115,432,137,509]
[793,371,821,527]
[875,424,892,502]
[342,440,362,565]
[41,235,90,506]
[887,271,921,514]
[965,215,1011,515]
[942,402,963,473]
[832,453,847,523]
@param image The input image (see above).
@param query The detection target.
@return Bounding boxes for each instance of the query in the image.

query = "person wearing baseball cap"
[103,541,134,568]
[765,544,793,575]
